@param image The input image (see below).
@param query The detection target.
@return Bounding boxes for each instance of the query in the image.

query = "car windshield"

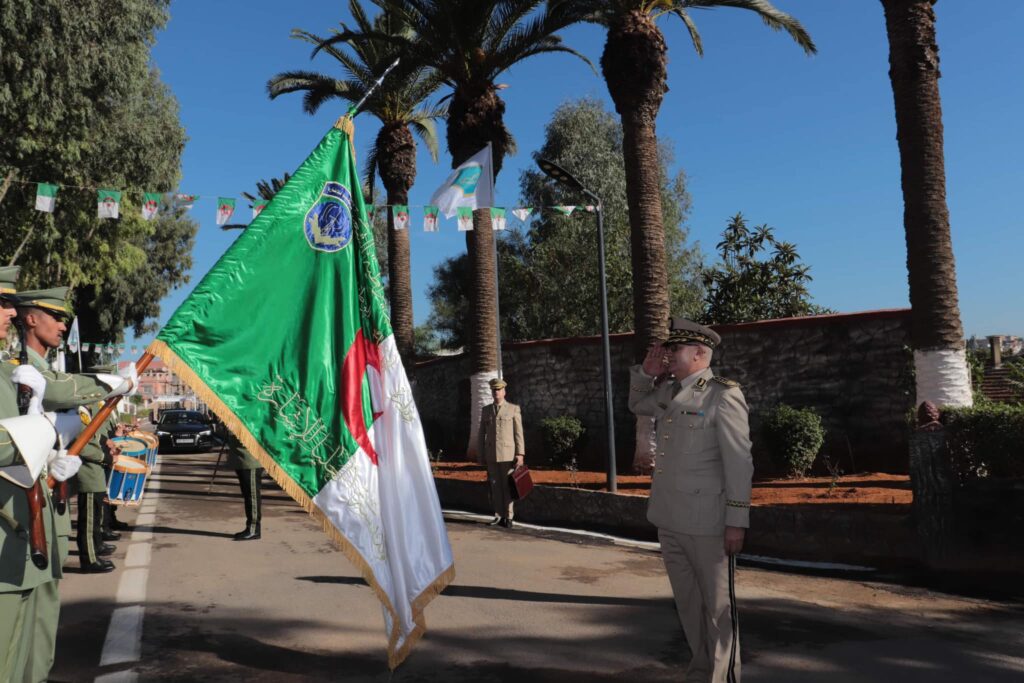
[159,412,206,426]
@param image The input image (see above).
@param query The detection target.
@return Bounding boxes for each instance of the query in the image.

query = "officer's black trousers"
[235,468,263,527]
[76,492,105,565]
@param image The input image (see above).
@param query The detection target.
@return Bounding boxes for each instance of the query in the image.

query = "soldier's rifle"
[14,318,49,570]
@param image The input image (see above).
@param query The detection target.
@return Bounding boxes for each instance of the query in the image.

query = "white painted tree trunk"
[632,416,657,475]
[914,347,973,409]
[466,370,499,460]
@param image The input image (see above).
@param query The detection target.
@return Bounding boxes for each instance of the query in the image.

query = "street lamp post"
[537,159,617,493]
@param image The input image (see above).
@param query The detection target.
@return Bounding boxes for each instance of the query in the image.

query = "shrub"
[760,404,826,477]
[943,403,1024,482]
[539,416,585,468]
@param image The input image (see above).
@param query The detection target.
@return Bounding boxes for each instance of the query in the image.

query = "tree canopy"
[701,213,829,324]
[0,0,195,343]
[425,98,703,348]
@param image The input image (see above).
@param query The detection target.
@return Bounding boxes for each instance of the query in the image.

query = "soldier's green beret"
[489,377,508,390]
[664,317,721,349]
[0,266,20,298]
[15,286,73,320]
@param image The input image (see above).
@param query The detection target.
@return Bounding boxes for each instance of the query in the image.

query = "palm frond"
[683,0,816,55]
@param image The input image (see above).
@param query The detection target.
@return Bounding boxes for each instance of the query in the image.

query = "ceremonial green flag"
[149,118,453,669]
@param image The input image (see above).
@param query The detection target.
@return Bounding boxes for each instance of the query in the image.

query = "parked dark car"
[155,410,215,452]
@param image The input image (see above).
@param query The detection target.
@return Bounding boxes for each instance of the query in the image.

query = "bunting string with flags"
[145,117,454,669]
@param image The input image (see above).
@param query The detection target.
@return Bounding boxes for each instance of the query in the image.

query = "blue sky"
[126,0,1023,354]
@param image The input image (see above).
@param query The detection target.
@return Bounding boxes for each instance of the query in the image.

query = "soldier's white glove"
[49,410,85,448]
[118,362,139,397]
[11,365,46,415]
[47,450,81,482]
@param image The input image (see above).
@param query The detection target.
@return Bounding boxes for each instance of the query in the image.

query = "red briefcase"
[508,465,534,501]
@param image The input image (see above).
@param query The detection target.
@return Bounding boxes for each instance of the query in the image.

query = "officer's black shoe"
[487,516,502,526]
[110,519,131,531]
[102,530,122,541]
[233,524,261,541]
[97,544,116,556]
[500,518,513,529]
[81,560,115,573]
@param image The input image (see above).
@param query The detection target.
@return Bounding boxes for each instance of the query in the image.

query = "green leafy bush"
[539,416,585,468]
[760,404,826,477]
[943,403,1024,481]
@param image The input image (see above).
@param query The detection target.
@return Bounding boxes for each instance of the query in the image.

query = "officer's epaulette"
[711,376,741,388]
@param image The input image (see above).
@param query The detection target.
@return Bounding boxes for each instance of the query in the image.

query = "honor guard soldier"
[476,377,525,529]
[629,318,753,683]
[0,269,87,682]
[10,286,138,680]
[225,432,263,540]
[75,364,122,573]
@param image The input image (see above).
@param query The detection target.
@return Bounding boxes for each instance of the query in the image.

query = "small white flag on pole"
[429,145,494,218]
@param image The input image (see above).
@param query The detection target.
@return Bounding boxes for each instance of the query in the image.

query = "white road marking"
[96,459,162,681]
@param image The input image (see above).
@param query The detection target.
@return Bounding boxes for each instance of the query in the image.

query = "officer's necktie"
[671,380,683,398]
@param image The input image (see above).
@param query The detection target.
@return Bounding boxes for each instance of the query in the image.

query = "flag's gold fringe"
[334,115,355,139]
[146,339,454,670]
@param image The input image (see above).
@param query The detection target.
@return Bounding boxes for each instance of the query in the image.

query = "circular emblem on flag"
[304,182,353,253]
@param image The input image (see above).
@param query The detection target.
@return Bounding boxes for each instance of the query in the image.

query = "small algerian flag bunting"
[131,346,139,355]
[118,343,126,354]
[174,194,199,210]
[253,201,268,220]
[457,206,473,231]
[142,192,161,220]
[583,205,597,213]
[98,190,121,219]
[512,207,533,222]
[552,205,576,216]
[216,197,236,226]
[491,207,506,231]
[35,183,58,213]
[392,205,410,231]
[423,205,439,232]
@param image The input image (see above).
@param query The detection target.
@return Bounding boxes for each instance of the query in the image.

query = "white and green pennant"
[34,183,58,213]
[97,189,121,219]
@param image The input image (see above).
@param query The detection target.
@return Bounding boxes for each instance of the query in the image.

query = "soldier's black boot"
[233,523,261,541]
[81,559,115,573]
[234,468,263,541]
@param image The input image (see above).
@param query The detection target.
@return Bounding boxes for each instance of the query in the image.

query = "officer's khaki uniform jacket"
[477,401,524,464]
[629,366,753,536]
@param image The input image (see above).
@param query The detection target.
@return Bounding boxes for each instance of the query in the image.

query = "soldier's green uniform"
[225,433,263,540]
[10,287,136,682]
[0,269,81,682]
[76,400,116,572]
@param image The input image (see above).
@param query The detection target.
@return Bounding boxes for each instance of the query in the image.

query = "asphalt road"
[51,450,1024,682]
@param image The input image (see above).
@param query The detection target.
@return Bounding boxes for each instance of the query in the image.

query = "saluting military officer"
[225,431,264,540]
[628,318,753,683]
[476,377,525,529]
[11,287,138,681]
[0,269,87,682]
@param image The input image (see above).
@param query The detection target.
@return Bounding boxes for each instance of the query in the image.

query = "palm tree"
[565,0,814,359]
[220,172,291,231]
[267,0,444,368]
[880,0,971,408]
[323,0,589,458]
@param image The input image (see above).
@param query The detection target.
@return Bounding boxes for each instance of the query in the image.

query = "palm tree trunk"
[602,9,670,361]
[882,0,971,407]
[447,87,509,460]
[375,123,417,372]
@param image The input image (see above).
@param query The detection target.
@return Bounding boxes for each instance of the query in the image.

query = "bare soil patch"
[432,461,912,508]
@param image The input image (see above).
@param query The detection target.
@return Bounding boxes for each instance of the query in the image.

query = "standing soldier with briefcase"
[476,378,525,529]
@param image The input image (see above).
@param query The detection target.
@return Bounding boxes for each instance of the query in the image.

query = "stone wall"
[414,309,915,473]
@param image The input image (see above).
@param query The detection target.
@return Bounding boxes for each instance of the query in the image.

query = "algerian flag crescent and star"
[148,117,454,668]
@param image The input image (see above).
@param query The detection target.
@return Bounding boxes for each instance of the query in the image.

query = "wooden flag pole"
[47,352,155,487]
